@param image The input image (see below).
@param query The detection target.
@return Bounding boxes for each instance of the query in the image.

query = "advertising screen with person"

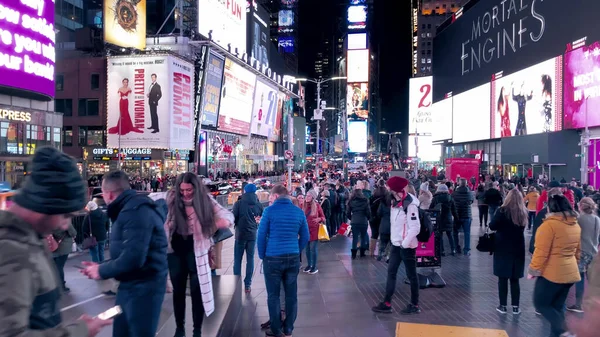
[106,55,195,149]
[218,58,256,135]
[564,41,600,129]
[346,83,369,119]
[491,57,562,138]
[251,79,278,138]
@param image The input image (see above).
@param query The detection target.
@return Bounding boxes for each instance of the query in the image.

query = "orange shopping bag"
[318,223,330,242]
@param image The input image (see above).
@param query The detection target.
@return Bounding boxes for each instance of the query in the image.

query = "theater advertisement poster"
[564,41,600,129]
[104,0,147,50]
[490,57,562,138]
[218,58,256,135]
[251,79,279,138]
[107,55,195,149]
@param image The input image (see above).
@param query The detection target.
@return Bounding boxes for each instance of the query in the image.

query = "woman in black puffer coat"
[429,184,459,256]
[347,188,371,259]
[369,183,388,257]
[377,193,392,262]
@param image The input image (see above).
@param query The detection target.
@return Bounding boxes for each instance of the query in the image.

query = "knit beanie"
[436,184,449,193]
[307,189,318,200]
[13,146,86,215]
[387,176,409,194]
[244,183,257,194]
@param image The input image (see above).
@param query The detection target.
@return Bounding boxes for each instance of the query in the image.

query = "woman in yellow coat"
[524,186,539,230]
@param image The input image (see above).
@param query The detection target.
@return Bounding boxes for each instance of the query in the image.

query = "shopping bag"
[476,228,495,255]
[318,224,330,242]
[344,225,352,237]
[338,222,350,236]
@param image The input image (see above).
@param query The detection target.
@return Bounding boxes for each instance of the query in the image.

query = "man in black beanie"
[81,170,168,337]
[0,146,112,336]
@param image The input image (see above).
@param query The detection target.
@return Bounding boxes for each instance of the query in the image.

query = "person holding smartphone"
[0,147,111,336]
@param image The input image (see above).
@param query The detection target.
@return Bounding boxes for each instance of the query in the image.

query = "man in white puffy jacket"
[372,176,421,315]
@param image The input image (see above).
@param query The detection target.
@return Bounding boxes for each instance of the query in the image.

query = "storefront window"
[27,125,50,154]
[87,127,104,146]
[63,127,73,146]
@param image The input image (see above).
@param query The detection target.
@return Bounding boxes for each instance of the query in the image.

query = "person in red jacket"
[537,181,575,214]
[302,189,325,274]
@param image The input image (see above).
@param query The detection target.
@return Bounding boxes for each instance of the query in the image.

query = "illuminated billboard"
[348,33,367,50]
[408,135,440,162]
[0,0,56,100]
[278,37,295,53]
[348,120,367,153]
[347,5,367,23]
[104,0,147,50]
[452,83,490,143]
[347,83,369,119]
[431,97,452,142]
[200,51,225,127]
[408,76,433,134]
[279,10,294,26]
[564,41,600,129]
[218,58,256,135]
[198,0,246,55]
[347,49,369,83]
[251,79,279,138]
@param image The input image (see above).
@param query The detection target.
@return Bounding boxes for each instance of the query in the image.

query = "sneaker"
[496,305,507,314]
[245,287,251,294]
[265,329,283,337]
[512,306,521,315]
[103,290,117,296]
[456,246,463,254]
[566,305,584,313]
[534,309,541,316]
[371,302,392,313]
[308,268,319,275]
[303,266,311,273]
[62,286,71,293]
[451,250,456,256]
[463,250,471,256]
[559,332,577,337]
[400,304,421,315]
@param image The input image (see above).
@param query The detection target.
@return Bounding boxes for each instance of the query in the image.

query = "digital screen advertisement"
[278,10,294,26]
[107,55,195,149]
[432,0,600,103]
[250,4,270,70]
[348,33,367,50]
[564,41,600,129]
[278,37,295,53]
[250,79,278,138]
[200,51,225,127]
[588,139,600,189]
[0,0,56,100]
[271,92,284,142]
[347,49,369,83]
[431,98,452,142]
[347,83,369,119]
[408,135,441,162]
[408,76,433,134]
[198,0,247,55]
[452,83,491,143]
[348,120,367,153]
[218,58,256,135]
[104,0,147,50]
[347,5,367,23]
[491,57,562,138]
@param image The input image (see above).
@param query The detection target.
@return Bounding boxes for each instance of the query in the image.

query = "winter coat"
[0,211,87,335]
[232,192,264,242]
[418,190,433,209]
[484,188,503,207]
[476,190,486,205]
[51,224,77,257]
[369,196,384,238]
[257,197,310,259]
[524,191,539,211]
[489,208,526,279]
[378,202,392,236]
[305,202,325,241]
[82,208,110,242]
[390,194,420,248]
[321,198,332,220]
[347,195,371,229]
[452,185,474,219]
[529,214,581,284]
[429,192,458,232]
[337,186,349,212]
[99,189,168,283]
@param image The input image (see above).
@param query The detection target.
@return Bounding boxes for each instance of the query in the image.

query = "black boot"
[360,248,367,257]
[173,327,185,337]
[192,329,201,337]
[351,249,357,259]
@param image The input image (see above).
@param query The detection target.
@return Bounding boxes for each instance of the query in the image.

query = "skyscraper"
[257,0,300,74]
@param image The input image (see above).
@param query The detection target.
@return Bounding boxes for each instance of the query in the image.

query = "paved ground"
[58,205,581,337]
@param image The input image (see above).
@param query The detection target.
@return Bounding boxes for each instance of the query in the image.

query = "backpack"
[404,204,434,242]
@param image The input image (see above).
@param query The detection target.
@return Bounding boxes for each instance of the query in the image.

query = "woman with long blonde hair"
[489,189,529,315]
[302,190,325,274]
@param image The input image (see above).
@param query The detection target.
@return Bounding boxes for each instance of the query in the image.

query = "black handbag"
[476,228,495,255]
[213,228,233,243]
[82,216,98,250]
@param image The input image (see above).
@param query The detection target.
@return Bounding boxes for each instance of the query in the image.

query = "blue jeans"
[528,211,536,230]
[305,240,318,269]
[453,218,472,253]
[233,239,255,288]
[88,240,106,263]
[113,276,167,337]
[575,272,585,306]
[351,226,369,250]
[263,254,300,336]
[489,205,499,219]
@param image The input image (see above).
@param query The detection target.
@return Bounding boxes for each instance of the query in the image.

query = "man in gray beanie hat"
[0,146,111,336]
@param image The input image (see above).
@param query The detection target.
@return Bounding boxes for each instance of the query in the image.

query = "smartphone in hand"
[97,306,122,320]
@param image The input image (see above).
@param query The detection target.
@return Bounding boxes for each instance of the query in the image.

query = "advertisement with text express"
[104,0,147,50]
[198,0,247,55]
[452,83,491,143]
[0,0,56,99]
[564,41,600,129]
[491,57,562,138]
[200,51,225,127]
[348,120,367,153]
[432,0,600,103]
[251,79,278,138]
[347,49,369,83]
[218,58,256,135]
[346,83,369,119]
[107,56,195,149]
[432,98,452,142]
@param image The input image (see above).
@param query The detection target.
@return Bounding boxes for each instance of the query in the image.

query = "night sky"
[297,0,413,142]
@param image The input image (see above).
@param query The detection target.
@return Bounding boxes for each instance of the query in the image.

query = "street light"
[297,76,347,179]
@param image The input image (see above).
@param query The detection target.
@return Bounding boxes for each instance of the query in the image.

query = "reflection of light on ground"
[396,323,509,337]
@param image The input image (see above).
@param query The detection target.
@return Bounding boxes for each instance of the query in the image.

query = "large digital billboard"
[249,3,270,69]
[432,0,600,103]
[348,120,367,153]
[452,83,490,143]
[104,0,146,50]
[564,41,600,129]
[491,57,562,138]
[107,55,195,149]
[0,0,56,100]
[408,76,433,134]
[200,51,224,127]
[347,5,367,23]
[347,49,369,83]
[408,135,440,162]
[250,79,278,138]
[218,58,256,135]
[431,97,452,142]
[347,83,369,119]
[198,0,246,55]
[348,33,367,50]
[278,10,294,26]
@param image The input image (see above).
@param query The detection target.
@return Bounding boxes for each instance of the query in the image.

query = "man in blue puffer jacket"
[257,185,309,337]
